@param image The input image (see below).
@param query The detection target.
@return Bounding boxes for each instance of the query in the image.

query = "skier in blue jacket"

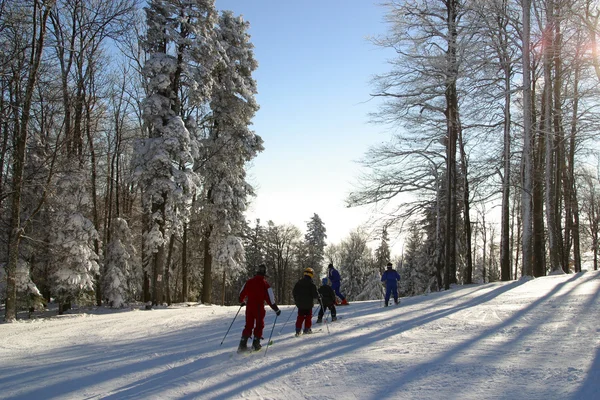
[327,263,348,305]
[381,262,401,306]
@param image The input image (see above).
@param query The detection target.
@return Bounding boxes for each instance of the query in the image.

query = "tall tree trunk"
[533,113,546,277]
[165,233,175,306]
[567,38,583,273]
[500,45,512,281]
[444,0,459,290]
[521,0,534,278]
[151,201,166,305]
[182,223,188,302]
[202,226,213,304]
[543,0,562,274]
[5,1,51,322]
[458,129,473,284]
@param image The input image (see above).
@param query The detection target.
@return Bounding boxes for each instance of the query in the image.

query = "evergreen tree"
[305,213,327,278]
[199,10,262,304]
[339,229,374,300]
[356,270,384,301]
[103,218,136,308]
[136,0,217,304]
[48,171,100,313]
[374,227,391,272]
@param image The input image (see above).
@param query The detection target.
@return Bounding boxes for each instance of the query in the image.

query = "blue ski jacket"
[381,269,400,289]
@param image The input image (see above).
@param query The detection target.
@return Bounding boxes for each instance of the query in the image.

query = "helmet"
[303,267,314,278]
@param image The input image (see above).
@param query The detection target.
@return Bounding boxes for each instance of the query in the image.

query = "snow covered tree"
[3,0,52,322]
[399,222,434,296]
[355,270,385,301]
[338,229,375,300]
[305,213,327,278]
[243,219,267,270]
[103,218,136,308]
[374,227,391,272]
[198,10,262,304]
[0,260,45,315]
[48,171,100,313]
[136,0,218,305]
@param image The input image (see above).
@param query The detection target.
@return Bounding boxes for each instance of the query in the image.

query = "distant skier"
[381,262,401,306]
[327,263,349,305]
[292,267,320,336]
[238,264,281,352]
[317,277,337,323]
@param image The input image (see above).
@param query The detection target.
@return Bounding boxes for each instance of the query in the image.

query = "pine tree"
[48,171,100,313]
[103,218,136,308]
[199,10,262,304]
[374,227,391,272]
[305,213,327,278]
[339,229,374,300]
[136,0,217,305]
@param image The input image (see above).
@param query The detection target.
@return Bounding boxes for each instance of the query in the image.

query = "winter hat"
[322,277,328,286]
[303,267,314,278]
[328,263,333,269]
[387,262,393,269]
[257,264,267,276]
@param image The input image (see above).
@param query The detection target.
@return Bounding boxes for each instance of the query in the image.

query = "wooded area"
[2,0,600,322]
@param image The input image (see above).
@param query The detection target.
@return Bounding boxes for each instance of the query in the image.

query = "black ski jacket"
[318,284,336,307]
[293,276,319,310]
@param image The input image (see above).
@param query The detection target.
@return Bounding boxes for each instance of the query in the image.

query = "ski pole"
[264,314,278,357]
[322,307,330,335]
[317,294,330,335]
[220,304,243,346]
[278,306,296,334]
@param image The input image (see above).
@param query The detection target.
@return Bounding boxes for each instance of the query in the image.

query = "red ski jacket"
[239,274,278,311]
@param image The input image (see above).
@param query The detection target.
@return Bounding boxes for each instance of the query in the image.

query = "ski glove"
[272,305,281,316]
[240,302,246,307]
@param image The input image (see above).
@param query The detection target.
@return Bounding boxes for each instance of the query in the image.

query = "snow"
[1,271,599,400]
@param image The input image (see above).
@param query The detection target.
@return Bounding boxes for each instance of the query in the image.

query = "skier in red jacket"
[238,264,281,352]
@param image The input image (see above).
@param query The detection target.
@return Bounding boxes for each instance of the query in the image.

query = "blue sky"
[215,1,400,253]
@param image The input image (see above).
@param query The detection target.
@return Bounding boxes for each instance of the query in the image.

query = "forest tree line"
[3,0,600,322]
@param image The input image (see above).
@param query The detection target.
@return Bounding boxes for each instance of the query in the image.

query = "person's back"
[293,276,318,309]
[238,264,280,352]
[381,262,401,306]
[293,268,319,335]
[382,268,400,288]
[327,263,348,305]
[318,280,336,306]
[240,274,273,308]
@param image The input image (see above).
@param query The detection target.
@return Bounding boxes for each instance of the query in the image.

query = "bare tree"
[4,0,52,322]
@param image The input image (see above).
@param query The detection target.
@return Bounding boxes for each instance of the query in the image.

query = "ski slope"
[1,270,599,399]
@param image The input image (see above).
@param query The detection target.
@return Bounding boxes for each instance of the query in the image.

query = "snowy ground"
[1,270,599,400]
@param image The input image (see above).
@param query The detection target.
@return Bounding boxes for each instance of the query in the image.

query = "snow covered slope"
[1,270,599,399]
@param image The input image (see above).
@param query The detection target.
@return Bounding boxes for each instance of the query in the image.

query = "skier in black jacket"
[317,277,337,323]
[292,267,320,336]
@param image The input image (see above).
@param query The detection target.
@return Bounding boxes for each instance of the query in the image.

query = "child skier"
[238,264,281,352]
[317,277,337,323]
[381,262,401,306]
[292,267,320,336]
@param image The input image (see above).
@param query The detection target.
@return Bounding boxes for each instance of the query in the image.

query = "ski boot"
[340,299,349,306]
[331,316,337,321]
[237,337,249,353]
[252,337,262,351]
[316,317,323,323]
[295,329,301,337]
[303,328,313,334]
